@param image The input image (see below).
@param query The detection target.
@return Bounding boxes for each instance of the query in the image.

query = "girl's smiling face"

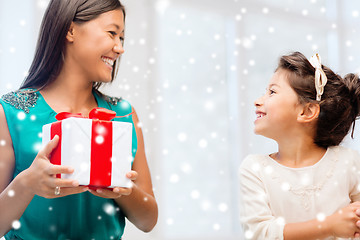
[254,69,303,140]
[66,9,125,83]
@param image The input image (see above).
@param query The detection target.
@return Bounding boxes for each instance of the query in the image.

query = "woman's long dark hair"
[20,0,125,90]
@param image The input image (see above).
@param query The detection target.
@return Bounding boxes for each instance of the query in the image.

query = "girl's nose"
[254,95,264,107]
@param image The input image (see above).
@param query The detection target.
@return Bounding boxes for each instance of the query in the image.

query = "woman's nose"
[113,40,125,55]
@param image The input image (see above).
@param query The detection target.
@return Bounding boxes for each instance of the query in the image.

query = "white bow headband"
[309,53,328,101]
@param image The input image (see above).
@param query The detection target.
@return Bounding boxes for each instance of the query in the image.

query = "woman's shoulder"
[95,91,133,117]
[0,88,39,114]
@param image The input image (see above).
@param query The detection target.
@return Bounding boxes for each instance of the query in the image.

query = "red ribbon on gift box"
[50,107,133,188]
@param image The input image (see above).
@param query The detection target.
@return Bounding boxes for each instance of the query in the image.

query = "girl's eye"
[120,37,124,45]
[268,89,276,95]
[109,31,117,36]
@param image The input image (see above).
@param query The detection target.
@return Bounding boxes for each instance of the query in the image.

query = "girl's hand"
[20,135,88,198]
[325,202,360,238]
[88,171,138,199]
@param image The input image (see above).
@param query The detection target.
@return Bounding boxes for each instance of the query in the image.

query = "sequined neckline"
[1,88,121,115]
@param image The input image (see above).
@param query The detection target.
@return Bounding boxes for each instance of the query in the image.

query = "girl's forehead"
[269,70,288,85]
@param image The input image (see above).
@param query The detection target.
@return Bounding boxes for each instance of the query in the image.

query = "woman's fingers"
[113,187,132,195]
[45,164,74,175]
[57,186,88,197]
[89,188,120,199]
[39,135,59,158]
[43,186,88,199]
[126,170,138,181]
[47,177,80,188]
[88,187,132,199]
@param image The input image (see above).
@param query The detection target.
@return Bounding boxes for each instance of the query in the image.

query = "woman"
[0,0,158,239]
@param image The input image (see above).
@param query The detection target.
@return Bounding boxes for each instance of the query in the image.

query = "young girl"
[0,0,157,239]
[239,52,360,240]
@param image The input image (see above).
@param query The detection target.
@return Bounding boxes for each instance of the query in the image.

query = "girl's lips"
[256,111,266,119]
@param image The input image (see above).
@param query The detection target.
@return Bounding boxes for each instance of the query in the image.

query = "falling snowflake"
[166,218,174,225]
[316,212,326,222]
[213,223,220,231]
[33,143,42,152]
[190,190,200,199]
[276,217,285,226]
[162,149,169,155]
[103,203,116,216]
[95,136,104,144]
[149,113,156,119]
[245,230,254,239]
[198,139,208,148]
[177,133,187,142]
[181,163,192,174]
[149,58,156,64]
[188,58,196,64]
[281,182,290,191]
[204,101,214,110]
[37,0,49,9]
[12,220,21,230]
[74,144,84,153]
[17,112,26,120]
[169,174,179,183]
[201,200,212,211]
[218,203,228,212]
[8,189,15,197]
[265,166,273,174]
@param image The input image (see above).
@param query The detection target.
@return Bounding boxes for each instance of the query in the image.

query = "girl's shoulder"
[240,154,271,171]
[329,145,360,160]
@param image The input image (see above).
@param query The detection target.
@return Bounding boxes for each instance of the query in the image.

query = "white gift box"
[42,117,133,188]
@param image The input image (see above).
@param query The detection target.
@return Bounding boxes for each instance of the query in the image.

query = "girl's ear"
[66,22,75,43]
[298,102,320,123]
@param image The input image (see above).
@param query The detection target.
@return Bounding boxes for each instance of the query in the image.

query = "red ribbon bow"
[55,107,117,121]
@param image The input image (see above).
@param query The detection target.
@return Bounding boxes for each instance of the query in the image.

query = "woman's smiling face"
[66,9,125,83]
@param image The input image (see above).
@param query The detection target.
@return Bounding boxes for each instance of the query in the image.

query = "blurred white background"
[1,0,360,239]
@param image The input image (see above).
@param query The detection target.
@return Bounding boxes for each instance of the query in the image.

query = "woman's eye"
[120,37,124,45]
[109,31,117,36]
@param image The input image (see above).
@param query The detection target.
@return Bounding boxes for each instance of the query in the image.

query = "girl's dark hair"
[20,0,125,91]
[277,51,360,148]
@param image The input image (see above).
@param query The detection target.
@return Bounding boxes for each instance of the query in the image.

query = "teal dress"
[0,89,138,240]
